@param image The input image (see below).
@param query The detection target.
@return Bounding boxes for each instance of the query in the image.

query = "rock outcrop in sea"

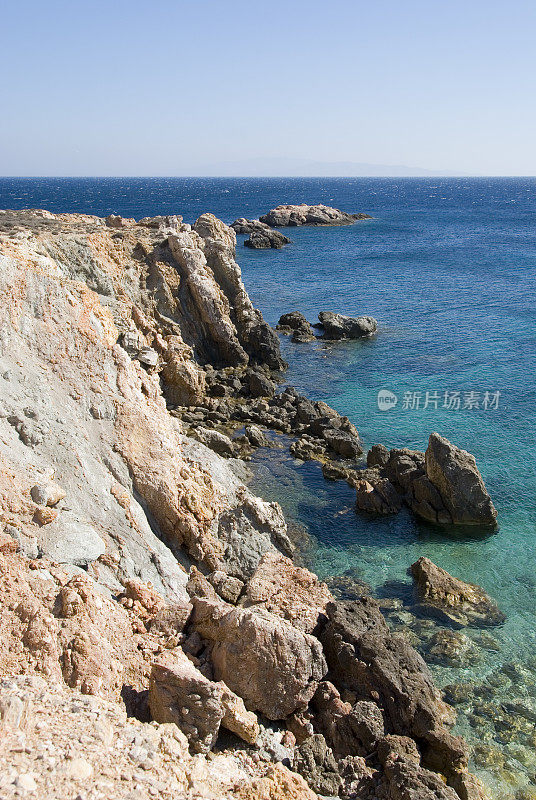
[0,209,489,800]
[259,204,372,227]
[231,218,291,249]
[353,433,498,526]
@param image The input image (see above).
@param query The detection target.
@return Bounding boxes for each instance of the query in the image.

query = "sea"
[1,177,535,797]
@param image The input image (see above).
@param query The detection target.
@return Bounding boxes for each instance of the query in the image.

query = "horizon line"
[2,174,536,179]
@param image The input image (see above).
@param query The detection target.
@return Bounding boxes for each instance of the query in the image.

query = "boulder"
[424,433,498,526]
[247,370,276,398]
[39,513,106,566]
[149,650,225,753]
[191,596,327,720]
[30,482,66,507]
[317,311,378,340]
[292,734,342,796]
[194,427,237,458]
[241,552,332,634]
[219,682,260,744]
[410,557,505,627]
[311,681,384,758]
[229,219,292,249]
[244,425,270,448]
[259,204,368,227]
[241,322,288,371]
[317,598,467,777]
[148,650,259,753]
[353,473,403,515]
[276,312,316,342]
[364,434,498,527]
[376,734,461,800]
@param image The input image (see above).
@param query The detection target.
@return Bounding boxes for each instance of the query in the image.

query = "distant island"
[179,156,462,178]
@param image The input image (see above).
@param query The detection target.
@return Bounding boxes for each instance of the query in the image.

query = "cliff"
[0,209,487,800]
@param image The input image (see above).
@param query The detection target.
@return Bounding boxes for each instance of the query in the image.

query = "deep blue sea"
[1,177,535,796]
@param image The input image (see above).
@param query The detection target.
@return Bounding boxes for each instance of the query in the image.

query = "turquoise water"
[2,177,535,795]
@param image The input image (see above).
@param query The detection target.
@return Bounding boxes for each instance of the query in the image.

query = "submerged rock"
[259,204,370,227]
[410,557,505,627]
[317,311,378,340]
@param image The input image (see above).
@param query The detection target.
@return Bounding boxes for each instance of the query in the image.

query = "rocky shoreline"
[0,208,499,799]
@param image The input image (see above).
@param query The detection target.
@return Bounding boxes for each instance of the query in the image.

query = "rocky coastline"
[0,208,499,799]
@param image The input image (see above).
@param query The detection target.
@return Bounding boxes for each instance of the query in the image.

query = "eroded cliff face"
[0,210,288,595]
[0,210,487,800]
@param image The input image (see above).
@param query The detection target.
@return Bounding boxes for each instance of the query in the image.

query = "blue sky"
[1,0,535,175]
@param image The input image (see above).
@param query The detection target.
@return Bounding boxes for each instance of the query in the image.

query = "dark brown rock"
[292,734,342,796]
[317,598,468,777]
[424,433,497,526]
[410,557,505,627]
[311,681,384,758]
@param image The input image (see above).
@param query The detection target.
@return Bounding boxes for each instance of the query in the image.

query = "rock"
[194,427,237,457]
[353,473,403,514]
[0,529,20,554]
[191,596,327,719]
[317,598,467,778]
[30,482,66,507]
[33,506,58,525]
[161,352,206,406]
[242,322,287,371]
[229,219,292,249]
[186,566,220,601]
[230,218,264,235]
[322,426,363,458]
[292,734,342,796]
[424,433,498,526]
[241,552,332,633]
[338,755,378,799]
[321,461,352,481]
[123,579,167,615]
[376,733,461,800]
[311,680,385,758]
[276,312,316,342]
[363,434,498,528]
[208,570,244,604]
[426,630,481,667]
[248,370,276,398]
[149,649,260,753]
[231,218,291,249]
[317,311,378,340]
[245,425,269,448]
[259,204,366,227]
[219,682,260,744]
[213,492,294,581]
[148,603,193,636]
[410,557,505,627]
[39,513,106,566]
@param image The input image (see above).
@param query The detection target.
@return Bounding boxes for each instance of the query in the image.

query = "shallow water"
[2,176,535,797]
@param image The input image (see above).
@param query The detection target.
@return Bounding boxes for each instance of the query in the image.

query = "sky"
[1,0,535,176]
